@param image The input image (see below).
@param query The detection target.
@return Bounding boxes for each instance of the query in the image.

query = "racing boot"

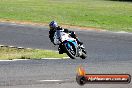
[58,47,63,54]
[70,31,84,48]
[76,38,85,49]
[76,38,83,45]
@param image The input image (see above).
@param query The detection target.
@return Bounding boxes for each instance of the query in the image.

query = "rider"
[49,21,83,53]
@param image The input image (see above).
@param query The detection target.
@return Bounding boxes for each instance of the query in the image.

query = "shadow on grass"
[107,0,132,2]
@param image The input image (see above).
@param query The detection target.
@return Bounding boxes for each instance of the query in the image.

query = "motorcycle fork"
[77,46,82,56]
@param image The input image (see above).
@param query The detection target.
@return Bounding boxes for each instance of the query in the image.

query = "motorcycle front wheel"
[63,42,77,59]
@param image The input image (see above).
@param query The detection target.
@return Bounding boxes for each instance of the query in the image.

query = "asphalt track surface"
[0,22,132,88]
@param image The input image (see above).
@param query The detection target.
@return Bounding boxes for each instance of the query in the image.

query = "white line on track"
[41,58,62,59]
[0,57,69,62]
[0,59,29,62]
[38,80,63,82]
[0,60,13,62]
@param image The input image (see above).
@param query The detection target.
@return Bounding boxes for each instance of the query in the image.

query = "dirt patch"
[0,19,103,31]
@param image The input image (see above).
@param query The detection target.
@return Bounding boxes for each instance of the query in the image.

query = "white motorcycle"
[53,29,87,59]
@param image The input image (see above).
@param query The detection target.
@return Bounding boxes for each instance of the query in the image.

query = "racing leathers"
[49,26,83,45]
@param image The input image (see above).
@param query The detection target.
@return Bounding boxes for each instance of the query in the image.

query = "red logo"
[76,66,131,85]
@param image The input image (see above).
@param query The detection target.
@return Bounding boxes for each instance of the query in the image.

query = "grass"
[0,47,67,60]
[0,0,132,32]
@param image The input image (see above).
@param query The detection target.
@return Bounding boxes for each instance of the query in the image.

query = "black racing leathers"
[49,26,83,45]
[49,26,72,43]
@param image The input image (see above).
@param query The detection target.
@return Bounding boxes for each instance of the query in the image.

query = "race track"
[0,22,132,88]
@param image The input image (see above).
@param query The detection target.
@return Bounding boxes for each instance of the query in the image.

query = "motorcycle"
[53,29,87,59]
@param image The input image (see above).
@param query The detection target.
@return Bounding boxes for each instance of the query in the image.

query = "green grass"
[0,47,67,60]
[0,0,132,32]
